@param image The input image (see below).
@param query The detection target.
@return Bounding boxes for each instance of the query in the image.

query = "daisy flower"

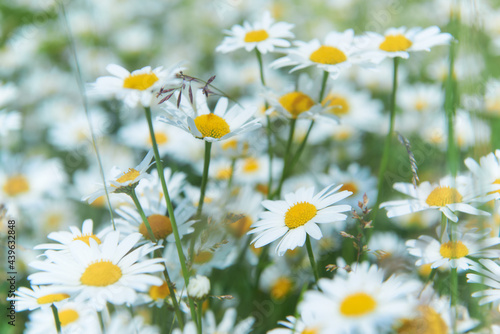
[271,29,371,79]
[467,259,500,307]
[363,26,452,63]
[34,219,111,251]
[268,316,319,334]
[159,90,261,142]
[89,63,183,108]
[464,150,500,194]
[8,285,71,312]
[216,11,294,54]
[299,262,420,334]
[248,184,352,256]
[82,150,154,204]
[380,175,499,222]
[406,227,500,271]
[173,308,254,334]
[28,231,164,310]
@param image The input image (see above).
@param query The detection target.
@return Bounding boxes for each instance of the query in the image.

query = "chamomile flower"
[82,150,154,204]
[89,63,182,108]
[159,90,261,142]
[234,155,283,185]
[248,184,352,256]
[406,227,500,271]
[380,175,499,222]
[467,259,500,307]
[268,316,317,334]
[28,231,164,310]
[34,219,111,251]
[363,26,452,63]
[465,150,500,193]
[9,285,71,312]
[216,11,294,54]
[271,29,370,79]
[299,262,419,334]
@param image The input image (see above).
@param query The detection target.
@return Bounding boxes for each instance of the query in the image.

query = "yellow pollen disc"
[149,282,170,300]
[415,99,428,111]
[322,94,350,115]
[486,99,500,113]
[36,293,70,305]
[309,45,347,65]
[73,234,101,246]
[270,277,293,300]
[139,214,173,240]
[123,72,159,91]
[116,168,140,184]
[147,132,169,146]
[439,241,469,259]
[425,186,463,206]
[256,184,269,196]
[340,182,358,195]
[59,309,79,327]
[397,306,447,334]
[242,157,260,173]
[279,92,315,118]
[3,175,30,197]
[216,167,233,180]
[379,34,413,52]
[80,260,122,286]
[194,251,213,264]
[229,215,253,238]
[46,213,63,229]
[489,179,500,195]
[244,29,269,43]
[418,263,433,278]
[301,329,319,334]
[91,196,106,207]
[339,292,377,317]
[284,202,317,229]
[222,138,238,150]
[194,114,230,139]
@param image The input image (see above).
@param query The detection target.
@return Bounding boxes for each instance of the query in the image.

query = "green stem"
[197,302,203,334]
[255,49,266,86]
[287,120,315,174]
[197,141,213,217]
[130,189,156,243]
[51,304,62,334]
[306,236,319,283]
[440,213,448,242]
[144,106,198,331]
[227,157,237,190]
[319,70,329,102]
[373,57,400,221]
[274,118,297,198]
[445,34,458,177]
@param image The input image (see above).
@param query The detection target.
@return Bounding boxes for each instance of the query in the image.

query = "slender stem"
[445,34,458,177]
[144,106,198,331]
[305,236,319,283]
[373,57,400,220]
[51,304,62,334]
[129,189,185,328]
[197,302,203,334]
[197,141,213,217]
[439,213,448,242]
[449,217,458,333]
[274,118,297,198]
[227,157,237,190]
[318,71,329,102]
[287,120,315,174]
[255,49,266,86]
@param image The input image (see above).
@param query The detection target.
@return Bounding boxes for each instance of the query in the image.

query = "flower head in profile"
[216,11,294,54]
[159,90,261,142]
[28,231,164,310]
[8,285,71,312]
[83,150,154,203]
[271,29,372,79]
[363,26,452,63]
[248,184,352,256]
[89,63,182,108]
[380,175,499,222]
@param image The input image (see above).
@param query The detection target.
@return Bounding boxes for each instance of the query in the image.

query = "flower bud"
[187,275,210,299]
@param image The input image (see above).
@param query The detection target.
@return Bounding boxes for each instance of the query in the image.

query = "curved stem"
[306,236,319,283]
[51,304,62,334]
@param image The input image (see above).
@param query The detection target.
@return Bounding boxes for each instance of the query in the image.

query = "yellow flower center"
[149,281,170,300]
[80,260,122,286]
[194,251,213,264]
[339,292,377,317]
[36,293,70,305]
[58,309,79,327]
[397,306,448,334]
[301,329,319,334]
[45,213,63,229]
[222,138,238,151]
[439,241,469,259]
[242,157,260,174]
[425,186,463,206]
[415,99,428,111]
[279,92,315,118]
[216,167,233,180]
[73,234,102,246]
[139,214,173,240]
[309,45,347,65]
[229,215,253,238]
[3,175,30,197]
[379,34,413,52]
[322,94,350,115]
[116,168,140,184]
[123,72,159,91]
[270,277,293,300]
[486,99,500,113]
[284,202,317,229]
[244,29,270,43]
[147,132,169,146]
[91,196,106,208]
[194,114,230,139]
[418,263,433,278]
[340,182,358,195]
